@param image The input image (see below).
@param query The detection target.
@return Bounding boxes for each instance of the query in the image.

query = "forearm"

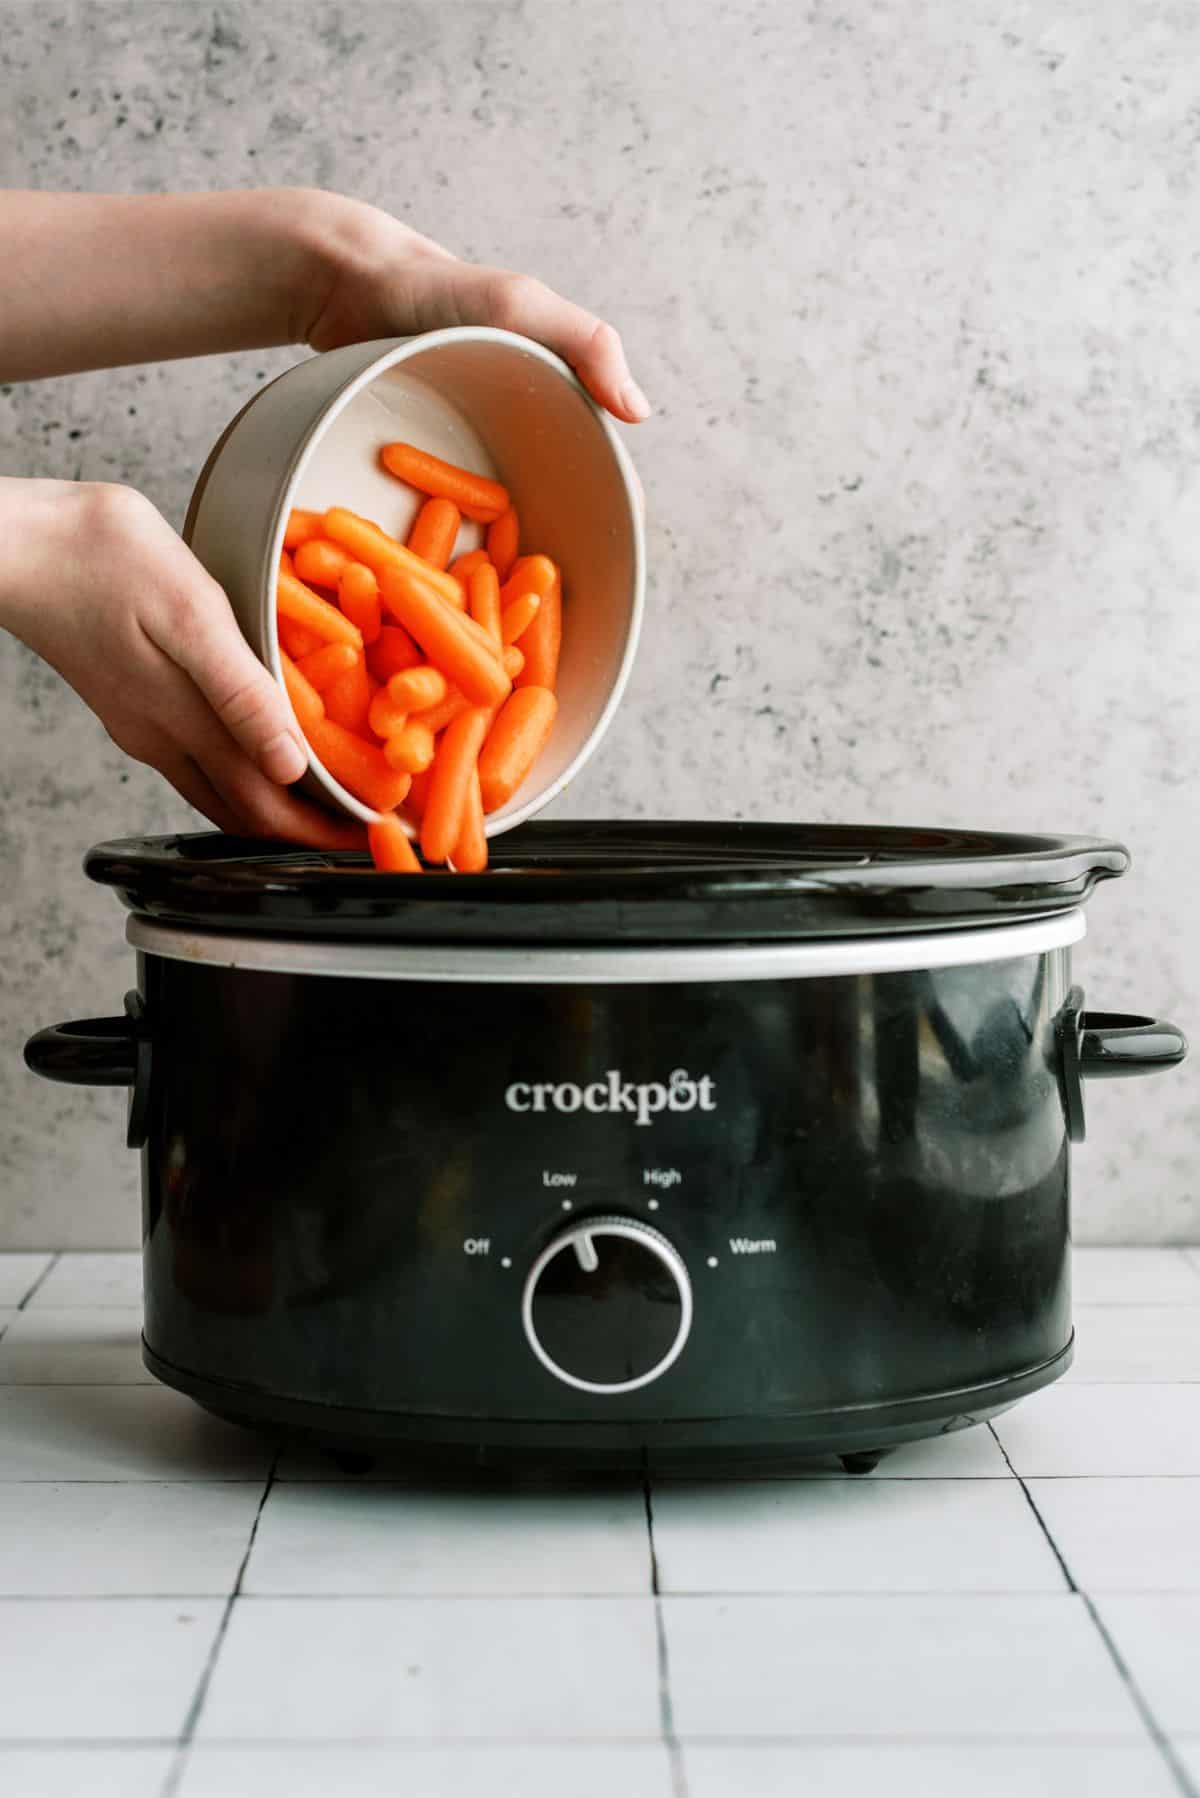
[0,188,343,381]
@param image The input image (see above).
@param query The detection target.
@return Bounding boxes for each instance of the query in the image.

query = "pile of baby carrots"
[275,442,561,874]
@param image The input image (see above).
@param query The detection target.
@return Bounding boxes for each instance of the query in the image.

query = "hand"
[1,478,365,849]
[300,196,652,425]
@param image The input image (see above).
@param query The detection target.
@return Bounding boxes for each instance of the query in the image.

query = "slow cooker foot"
[840,1450,885,1476]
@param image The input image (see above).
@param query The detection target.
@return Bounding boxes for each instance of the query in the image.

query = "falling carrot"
[322,507,464,609]
[376,563,511,709]
[296,642,359,692]
[283,508,323,550]
[478,687,558,812]
[486,505,519,582]
[280,652,324,733]
[382,722,436,775]
[367,814,423,874]
[367,624,423,683]
[305,714,413,812]
[338,562,382,646]
[421,707,493,864]
[501,592,541,646]
[277,568,363,649]
[451,770,488,873]
[388,666,448,714]
[468,563,502,645]
[379,442,509,522]
[407,496,462,571]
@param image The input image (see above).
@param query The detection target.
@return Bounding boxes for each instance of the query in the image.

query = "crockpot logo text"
[504,1069,716,1128]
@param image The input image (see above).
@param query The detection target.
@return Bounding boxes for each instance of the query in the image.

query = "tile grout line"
[16,1254,61,1311]
[987,1423,1198,1798]
[642,1472,689,1798]
[159,1447,280,1798]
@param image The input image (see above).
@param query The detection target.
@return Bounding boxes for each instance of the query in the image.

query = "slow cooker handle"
[1057,987,1188,1143]
[23,993,152,1150]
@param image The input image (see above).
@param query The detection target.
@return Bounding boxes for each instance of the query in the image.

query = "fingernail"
[262,732,307,785]
[622,381,652,421]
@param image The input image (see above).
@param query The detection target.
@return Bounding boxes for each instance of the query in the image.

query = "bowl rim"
[255,326,645,835]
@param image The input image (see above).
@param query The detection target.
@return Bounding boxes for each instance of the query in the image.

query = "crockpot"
[24,822,1187,1475]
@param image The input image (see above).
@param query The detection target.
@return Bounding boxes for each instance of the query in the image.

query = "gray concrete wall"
[1,1,1196,1245]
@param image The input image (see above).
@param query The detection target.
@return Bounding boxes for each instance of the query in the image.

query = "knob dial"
[522,1215,693,1394]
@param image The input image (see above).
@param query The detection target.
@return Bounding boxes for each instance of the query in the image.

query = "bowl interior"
[282,335,641,833]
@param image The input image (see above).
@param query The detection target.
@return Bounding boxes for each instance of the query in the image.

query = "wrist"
[277,189,393,346]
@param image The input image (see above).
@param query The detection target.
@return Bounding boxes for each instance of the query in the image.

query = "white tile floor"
[0,1248,1197,1798]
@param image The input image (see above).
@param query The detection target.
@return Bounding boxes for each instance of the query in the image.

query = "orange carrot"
[387,666,447,714]
[451,770,488,873]
[404,766,432,820]
[367,686,409,740]
[367,814,423,874]
[323,652,373,735]
[305,714,413,812]
[421,707,493,864]
[486,505,519,582]
[376,563,511,709]
[322,508,463,609]
[478,687,558,812]
[367,624,423,683]
[410,686,470,737]
[279,652,324,733]
[296,642,359,692]
[338,562,382,646]
[509,563,562,692]
[448,548,490,587]
[279,548,294,577]
[382,722,436,775]
[278,617,325,660]
[503,644,525,679]
[277,568,363,649]
[407,496,461,571]
[283,508,323,550]
[501,591,541,645]
[379,443,509,522]
[499,554,558,610]
[468,563,502,644]
[294,538,353,590]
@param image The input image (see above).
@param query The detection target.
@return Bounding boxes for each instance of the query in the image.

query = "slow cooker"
[24,822,1187,1475]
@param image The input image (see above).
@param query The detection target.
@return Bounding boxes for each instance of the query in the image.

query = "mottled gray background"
[1,1,1196,1246]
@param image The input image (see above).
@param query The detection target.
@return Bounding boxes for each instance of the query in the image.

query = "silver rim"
[126,909,1084,984]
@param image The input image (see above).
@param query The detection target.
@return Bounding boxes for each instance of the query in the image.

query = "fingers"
[429,264,651,424]
[161,753,249,836]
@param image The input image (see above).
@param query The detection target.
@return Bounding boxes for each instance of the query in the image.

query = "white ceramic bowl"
[184,328,644,834]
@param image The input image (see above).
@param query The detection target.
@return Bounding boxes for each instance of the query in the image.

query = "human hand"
[300,196,652,425]
[0,478,365,849]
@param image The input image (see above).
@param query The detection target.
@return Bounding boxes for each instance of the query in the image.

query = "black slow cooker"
[24,822,1187,1474]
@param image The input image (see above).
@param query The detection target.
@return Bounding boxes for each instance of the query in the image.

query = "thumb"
[155,572,308,786]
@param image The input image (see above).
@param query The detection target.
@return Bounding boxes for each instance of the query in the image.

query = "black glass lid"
[84,821,1129,945]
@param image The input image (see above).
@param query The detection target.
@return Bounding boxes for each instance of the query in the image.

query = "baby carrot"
[448,548,490,587]
[322,507,463,609]
[388,666,447,714]
[296,642,359,692]
[323,652,373,735]
[421,706,493,864]
[503,644,525,679]
[404,766,432,820]
[451,770,488,873]
[468,563,503,645]
[367,624,423,683]
[486,505,519,582]
[410,686,470,737]
[501,591,541,645]
[294,538,353,590]
[478,687,558,812]
[368,686,409,740]
[382,721,436,775]
[306,714,413,812]
[376,563,511,709]
[283,508,323,550]
[407,496,461,571]
[278,617,325,660]
[512,572,562,692]
[367,813,423,874]
[279,548,294,577]
[499,554,558,610]
[338,562,382,646]
[279,652,324,733]
[277,568,363,649]
[379,442,509,522]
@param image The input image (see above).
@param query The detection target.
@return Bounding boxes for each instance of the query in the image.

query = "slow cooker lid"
[84,821,1128,944]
